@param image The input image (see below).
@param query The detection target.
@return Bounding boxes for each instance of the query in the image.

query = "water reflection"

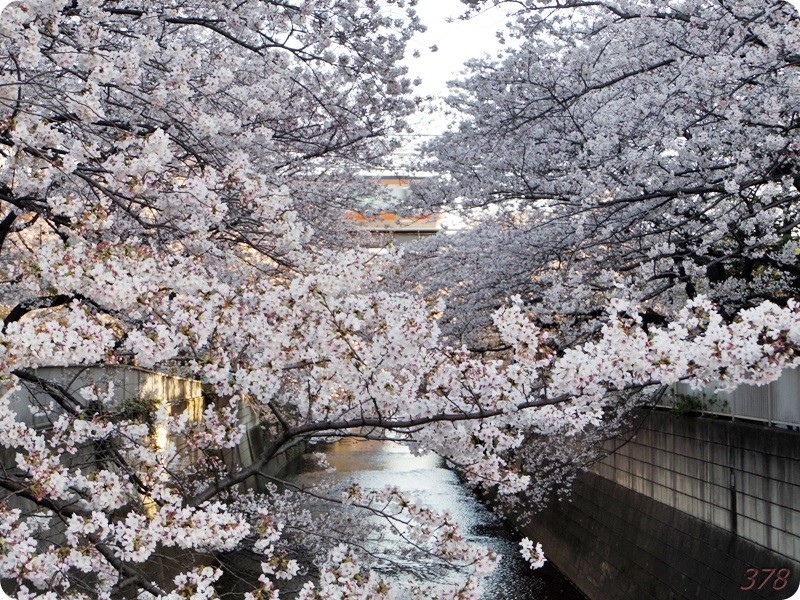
[291,439,585,599]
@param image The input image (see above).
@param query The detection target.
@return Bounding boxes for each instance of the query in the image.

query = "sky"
[406,0,511,100]
[390,0,514,162]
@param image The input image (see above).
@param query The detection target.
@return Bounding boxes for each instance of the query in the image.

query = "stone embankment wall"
[517,410,800,600]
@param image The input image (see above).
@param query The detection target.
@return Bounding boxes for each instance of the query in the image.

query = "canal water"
[290,439,586,599]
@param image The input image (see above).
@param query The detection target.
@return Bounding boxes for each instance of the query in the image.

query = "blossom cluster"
[0,0,798,598]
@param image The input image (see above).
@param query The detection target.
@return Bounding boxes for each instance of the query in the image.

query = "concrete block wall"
[592,410,800,563]
[518,471,800,600]
[514,410,800,600]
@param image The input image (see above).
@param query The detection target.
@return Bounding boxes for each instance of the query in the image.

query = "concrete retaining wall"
[514,410,800,600]
[220,400,306,487]
[593,410,800,562]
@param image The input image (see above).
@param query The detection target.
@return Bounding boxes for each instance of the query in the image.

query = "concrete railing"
[8,365,203,426]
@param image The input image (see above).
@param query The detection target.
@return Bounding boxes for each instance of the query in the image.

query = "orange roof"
[376,177,410,186]
[345,211,438,223]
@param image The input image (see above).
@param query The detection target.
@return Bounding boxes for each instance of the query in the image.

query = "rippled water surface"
[291,439,586,599]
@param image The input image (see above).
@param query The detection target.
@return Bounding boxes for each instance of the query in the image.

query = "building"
[345,176,441,247]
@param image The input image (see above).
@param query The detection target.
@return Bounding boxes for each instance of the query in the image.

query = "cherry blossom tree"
[0,1,798,599]
[408,0,800,348]
[396,0,800,543]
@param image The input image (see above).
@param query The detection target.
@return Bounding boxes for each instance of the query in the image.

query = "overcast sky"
[388,0,513,162]
[406,0,510,99]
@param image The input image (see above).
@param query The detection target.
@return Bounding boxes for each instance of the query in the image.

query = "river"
[288,439,586,599]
